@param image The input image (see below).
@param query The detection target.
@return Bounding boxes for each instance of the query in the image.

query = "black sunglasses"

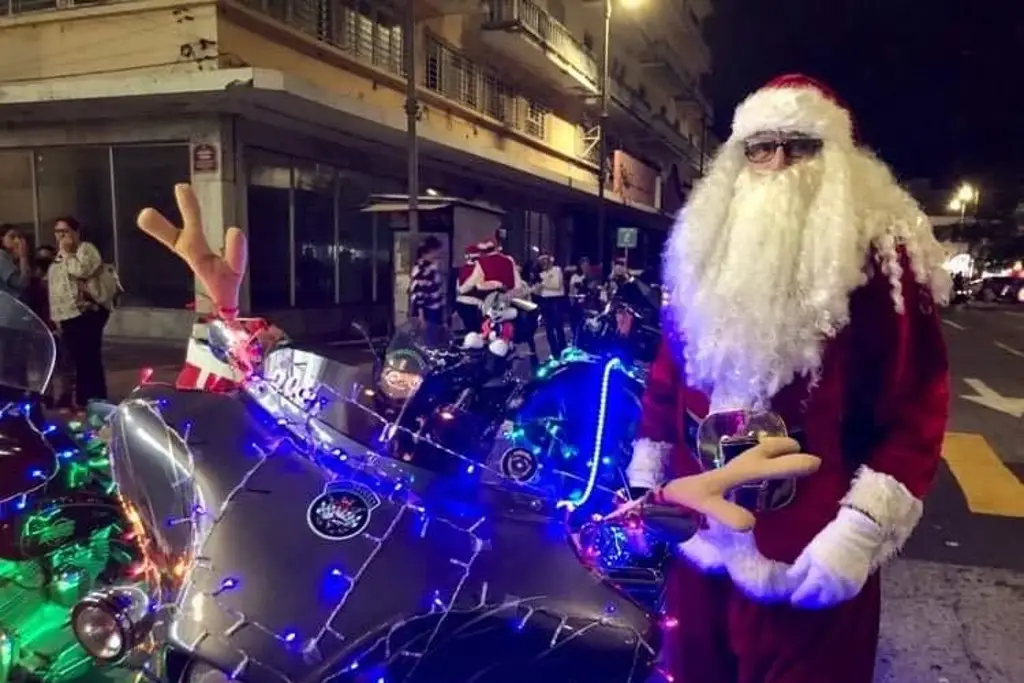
[744,137,824,163]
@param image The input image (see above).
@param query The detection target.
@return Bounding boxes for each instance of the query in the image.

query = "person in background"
[408,236,445,330]
[0,224,31,298]
[0,226,32,389]
[568,256,596,339]
[459,240,536,365]
[26,245,73,407]
[607,257,630,297]
[459,239,526,296]
[47,217,111,408]
[534,253,567,358]
[25,245,55,320]
[455,243,483,333]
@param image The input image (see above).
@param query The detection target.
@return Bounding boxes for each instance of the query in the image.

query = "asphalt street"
[879,303,1024,683]
[100,310,1024,683]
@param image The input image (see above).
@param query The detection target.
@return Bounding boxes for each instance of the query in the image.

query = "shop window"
[293,161,336,307]
[35,147,115,263]
[336,168,379,305]
[0,151,36,244]
[111,144,192,308]
[248,148,293,310]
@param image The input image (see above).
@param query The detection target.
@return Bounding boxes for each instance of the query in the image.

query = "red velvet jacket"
[631,253,949,569]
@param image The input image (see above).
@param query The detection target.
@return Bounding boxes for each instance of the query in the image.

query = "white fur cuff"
[679,527,792,602]
[731,86,853,145]
[841,466,923,567]
[626,439,672,489]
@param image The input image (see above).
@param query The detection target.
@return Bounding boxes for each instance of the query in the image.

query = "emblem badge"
[500,447,539,482]
[306,482,380,541]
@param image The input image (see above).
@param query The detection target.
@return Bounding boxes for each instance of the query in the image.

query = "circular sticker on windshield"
[307,484,378,541]
[500,447,539,483]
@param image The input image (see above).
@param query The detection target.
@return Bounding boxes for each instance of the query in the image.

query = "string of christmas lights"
[0,399,144,683]
[105,346,666,683]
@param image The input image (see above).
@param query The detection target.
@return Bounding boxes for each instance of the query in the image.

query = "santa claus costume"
[457,240,526,297]
[626,74,951,683]
[455,243,484,332]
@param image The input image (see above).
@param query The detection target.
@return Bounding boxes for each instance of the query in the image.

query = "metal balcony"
[638,39,711,117]
[479,0,600,95]
[608,78,704,170]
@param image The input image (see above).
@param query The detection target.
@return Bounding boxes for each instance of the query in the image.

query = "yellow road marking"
[942,432,1024,518]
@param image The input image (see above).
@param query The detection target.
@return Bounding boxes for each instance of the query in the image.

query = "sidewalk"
[103,340,185,400]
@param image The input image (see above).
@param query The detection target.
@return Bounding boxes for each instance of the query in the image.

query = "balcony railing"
[482,0,599,91]
[0,0,556,152]
[237,1,552,142]
[424,32,548,141]
[1,0,103,16]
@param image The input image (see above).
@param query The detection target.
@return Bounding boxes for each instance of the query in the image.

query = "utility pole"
[596,0,612,272]
[404,0,419,254]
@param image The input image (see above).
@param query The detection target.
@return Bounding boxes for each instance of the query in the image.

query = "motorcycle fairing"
[107,382,661,683]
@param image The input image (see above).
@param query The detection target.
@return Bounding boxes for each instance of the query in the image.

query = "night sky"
[703,0,1024,191]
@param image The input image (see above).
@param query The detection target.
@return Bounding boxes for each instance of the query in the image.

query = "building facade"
[0,0,715,340]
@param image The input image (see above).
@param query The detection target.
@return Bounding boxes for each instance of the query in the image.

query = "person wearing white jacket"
[533,254,567,357]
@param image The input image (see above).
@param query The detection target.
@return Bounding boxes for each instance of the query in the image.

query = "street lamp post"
[948,182,979,232]
[596,0,612,273]
[403,0,419,248]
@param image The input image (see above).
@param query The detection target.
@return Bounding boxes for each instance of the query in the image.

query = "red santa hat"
[730,73,855,146]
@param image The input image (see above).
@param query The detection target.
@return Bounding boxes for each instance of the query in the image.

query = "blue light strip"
[557,357,621,511]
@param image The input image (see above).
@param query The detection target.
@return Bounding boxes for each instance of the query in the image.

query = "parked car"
[974,276,1024,303]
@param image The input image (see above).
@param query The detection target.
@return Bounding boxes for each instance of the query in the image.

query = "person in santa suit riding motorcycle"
[457,239,526,297]
[457,239,539,363]
[624,74,951,683]
[455,243,484,332]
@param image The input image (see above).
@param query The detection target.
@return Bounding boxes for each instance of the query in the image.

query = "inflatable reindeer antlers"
[655,437,820,532]
[136,183,248,319]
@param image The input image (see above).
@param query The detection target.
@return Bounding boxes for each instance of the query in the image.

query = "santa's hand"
[137,183,247,319]
[786,507,885,608]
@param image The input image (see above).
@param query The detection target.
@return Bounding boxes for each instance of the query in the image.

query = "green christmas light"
[0,416,137,683]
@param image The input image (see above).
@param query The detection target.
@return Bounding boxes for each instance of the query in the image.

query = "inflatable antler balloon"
[137,184,284,382]
[136,183,247,319]
[616,437,819,532]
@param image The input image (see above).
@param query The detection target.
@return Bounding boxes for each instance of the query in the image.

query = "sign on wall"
[191,143,219,174]
[616,227,638,249]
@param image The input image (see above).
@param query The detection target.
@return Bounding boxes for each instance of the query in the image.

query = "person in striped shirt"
[409,236,445,327]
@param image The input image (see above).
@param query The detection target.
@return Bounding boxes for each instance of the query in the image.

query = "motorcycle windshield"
[378,320,453,402]
[246,321,463,471]
[615,279,660,318]
[0,290,56,395]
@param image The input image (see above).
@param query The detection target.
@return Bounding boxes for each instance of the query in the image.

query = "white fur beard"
[673,155,866,410]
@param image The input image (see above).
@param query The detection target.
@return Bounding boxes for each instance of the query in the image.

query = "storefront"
[0,68,677,342]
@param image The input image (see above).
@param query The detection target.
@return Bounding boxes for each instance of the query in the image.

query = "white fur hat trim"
[731,85,854,145]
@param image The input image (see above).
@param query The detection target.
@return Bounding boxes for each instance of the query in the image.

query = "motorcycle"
[574,278,661,365]
[357,315,645,499]
[59,184,822,683]
[0,292,141,683]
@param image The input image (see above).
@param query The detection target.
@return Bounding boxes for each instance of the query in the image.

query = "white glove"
[786,506,885,609]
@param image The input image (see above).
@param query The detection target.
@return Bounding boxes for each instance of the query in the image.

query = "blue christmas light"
[109,344,663,682]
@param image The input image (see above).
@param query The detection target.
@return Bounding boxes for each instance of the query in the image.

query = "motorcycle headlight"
[71,587,154,663]
[380,368,423,401]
